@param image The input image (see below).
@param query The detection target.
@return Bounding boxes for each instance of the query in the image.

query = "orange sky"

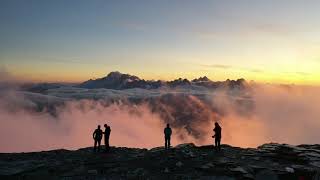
[1,0,320,85]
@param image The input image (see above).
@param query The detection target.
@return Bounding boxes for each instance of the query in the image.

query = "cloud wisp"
[200,64,264,73]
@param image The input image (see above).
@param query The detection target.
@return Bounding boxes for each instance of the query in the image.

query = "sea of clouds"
[0,70,319,152]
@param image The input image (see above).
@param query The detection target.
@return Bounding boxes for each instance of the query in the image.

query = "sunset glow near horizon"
[1,0,320,85]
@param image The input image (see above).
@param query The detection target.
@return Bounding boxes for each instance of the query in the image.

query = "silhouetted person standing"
[104,124,111,152]
[93,125,103,152]
[164,124,172,150]
[213,122,222,151]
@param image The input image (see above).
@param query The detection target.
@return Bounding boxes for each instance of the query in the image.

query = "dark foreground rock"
[1,143,320,180]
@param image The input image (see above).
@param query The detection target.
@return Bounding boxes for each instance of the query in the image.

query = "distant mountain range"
[23,71,248,93]
[78,71,247,90]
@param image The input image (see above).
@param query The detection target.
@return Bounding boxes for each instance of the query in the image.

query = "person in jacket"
[212,122,222,151]
[164,124,172,149]
[93,125,103,152]
[104,124,111,152]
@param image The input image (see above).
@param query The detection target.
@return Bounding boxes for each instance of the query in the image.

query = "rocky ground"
[1,143,320,180]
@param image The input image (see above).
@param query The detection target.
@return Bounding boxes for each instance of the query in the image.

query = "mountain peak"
[106,71,123,79]
[79,72,146,89]
[192,76,211,82]
[105,71,140,82]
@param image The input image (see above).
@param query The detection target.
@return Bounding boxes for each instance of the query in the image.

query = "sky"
[1,0,320,84]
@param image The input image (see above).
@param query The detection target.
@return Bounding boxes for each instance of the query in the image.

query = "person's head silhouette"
[104,124,108,128]
[98,125,101,129]
[215,122,219,126]
[167,123,170,128]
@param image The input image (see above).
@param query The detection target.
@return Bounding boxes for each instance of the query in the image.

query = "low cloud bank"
[0,82,319,152]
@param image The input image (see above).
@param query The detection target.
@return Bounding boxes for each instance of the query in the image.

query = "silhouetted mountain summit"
[78,71,162,90]
[105,71,140,83]
[167,78,191,87]
[192,76,211,83]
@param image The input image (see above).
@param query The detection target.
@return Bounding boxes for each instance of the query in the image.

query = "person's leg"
[218,138,221,151]
[98,140,101,152]
[106,137,110,151]
[94,140,97,152]
[164,137,168,149]
[104,139,107,151]
[168,137,171,149]
[215,138,218,151]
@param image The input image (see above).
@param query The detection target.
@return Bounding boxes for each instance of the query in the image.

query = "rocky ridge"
[1,143,320,180]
